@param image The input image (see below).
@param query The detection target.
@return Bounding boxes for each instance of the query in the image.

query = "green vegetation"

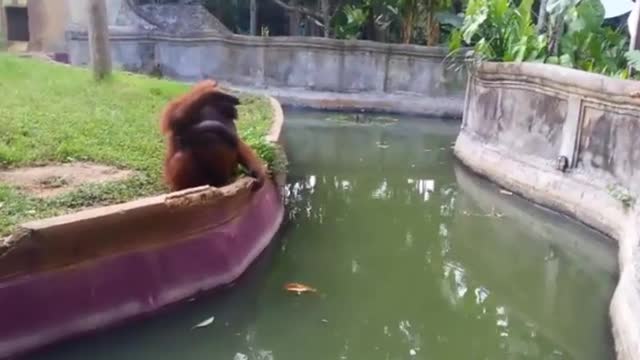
[325,113,399,125]
[0,53,278,235]
[449,0,635,78]
[143,0,463,45]
[450,0,547,62]
[332,0,459,45]
[194,0,637,77]
[141,0,638,78]
[607,184,636,209]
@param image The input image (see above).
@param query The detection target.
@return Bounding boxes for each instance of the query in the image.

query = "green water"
[31,110,617,360]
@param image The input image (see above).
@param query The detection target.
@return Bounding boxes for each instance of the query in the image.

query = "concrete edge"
[226,84,465,119]
[66,29,471,59]
[455,131,640,360]
[476,62,640,107]
[266,96,284,144]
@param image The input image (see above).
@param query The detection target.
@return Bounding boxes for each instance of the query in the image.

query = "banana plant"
[449,0,547,62]
[547,0,630,77]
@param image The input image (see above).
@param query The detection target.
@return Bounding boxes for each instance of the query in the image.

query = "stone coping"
[225,83,464,119]
[470,62,640,110]
[66,28,469,59]
[456,61,640,360]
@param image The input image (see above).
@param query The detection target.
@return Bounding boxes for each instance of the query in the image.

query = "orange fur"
[160,80,268,192]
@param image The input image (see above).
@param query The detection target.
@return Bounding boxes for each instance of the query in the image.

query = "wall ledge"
[66,29,466,59]
[65,31,469,108]
[226,83,464,118]
[473,62,640,109]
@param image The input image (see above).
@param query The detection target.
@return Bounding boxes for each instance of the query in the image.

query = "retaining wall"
[65,30,467,117]
[0,96,286,359]
[454,62,640,360]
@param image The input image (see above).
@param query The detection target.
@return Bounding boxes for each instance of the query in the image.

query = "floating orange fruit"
[284,282,318,295]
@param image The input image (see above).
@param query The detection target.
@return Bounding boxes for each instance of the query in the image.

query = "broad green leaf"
[559,53,574,67]
[462,0,489,43]
[625,50,640,70]
[546,56,560,64]
[575,0,605,31]
[448,29,463,52]
[435,11,464,27]
[546,0,578,16]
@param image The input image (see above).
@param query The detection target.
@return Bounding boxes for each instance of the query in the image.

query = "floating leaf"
[192,316,215,329]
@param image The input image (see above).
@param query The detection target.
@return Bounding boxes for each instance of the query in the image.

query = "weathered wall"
[0,0,28,49]
[2,0,227,53]
[67,0,124,28]
[66,30,467,112]
[0,0,115,53]
[454,61,640,360]
[26,0,68,52]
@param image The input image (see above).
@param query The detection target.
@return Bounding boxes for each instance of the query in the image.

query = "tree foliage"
[448,0,635,78]
[133,0,638,79]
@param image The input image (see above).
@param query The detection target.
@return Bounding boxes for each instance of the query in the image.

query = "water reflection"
[30,110,617,360]
[278,110,616,360]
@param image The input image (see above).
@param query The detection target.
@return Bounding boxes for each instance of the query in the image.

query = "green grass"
[0,53,278,236]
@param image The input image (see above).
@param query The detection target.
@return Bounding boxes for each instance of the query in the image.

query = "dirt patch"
[0,163,135,198]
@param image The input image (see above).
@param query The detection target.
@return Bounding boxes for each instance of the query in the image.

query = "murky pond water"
[31,110,617,360]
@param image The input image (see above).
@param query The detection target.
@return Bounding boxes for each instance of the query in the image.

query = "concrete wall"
[1,0,140,53]
[454,61,640,360]
[0,0,28,49]
[66,30,467,102]
[26,0,68,52]
[67,0,124,28]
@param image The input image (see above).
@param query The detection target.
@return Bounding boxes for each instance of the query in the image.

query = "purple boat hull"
[0,181,284,359]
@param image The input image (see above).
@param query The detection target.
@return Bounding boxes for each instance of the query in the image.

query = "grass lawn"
[0,53,277,236]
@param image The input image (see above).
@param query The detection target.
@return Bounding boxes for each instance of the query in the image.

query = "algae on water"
[325,114,398,126]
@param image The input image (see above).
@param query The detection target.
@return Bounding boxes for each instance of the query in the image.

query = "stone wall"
[25,0,68,52]
[0,0,229,53]
[66,30,467,105]
[454,61,640,360]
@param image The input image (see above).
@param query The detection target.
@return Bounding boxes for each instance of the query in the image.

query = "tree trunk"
[364,4,376,41]
[536,0,548,32]
[400,0,416,44]
[425,4,440,46]
[250,0,258,35]
[628,0,640,75]
[87,0,112,80]
[630,0,640,50]
[401,13,414,43]
[320,0,330,37]
[548,16,563,56]
[288,0,301,35]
